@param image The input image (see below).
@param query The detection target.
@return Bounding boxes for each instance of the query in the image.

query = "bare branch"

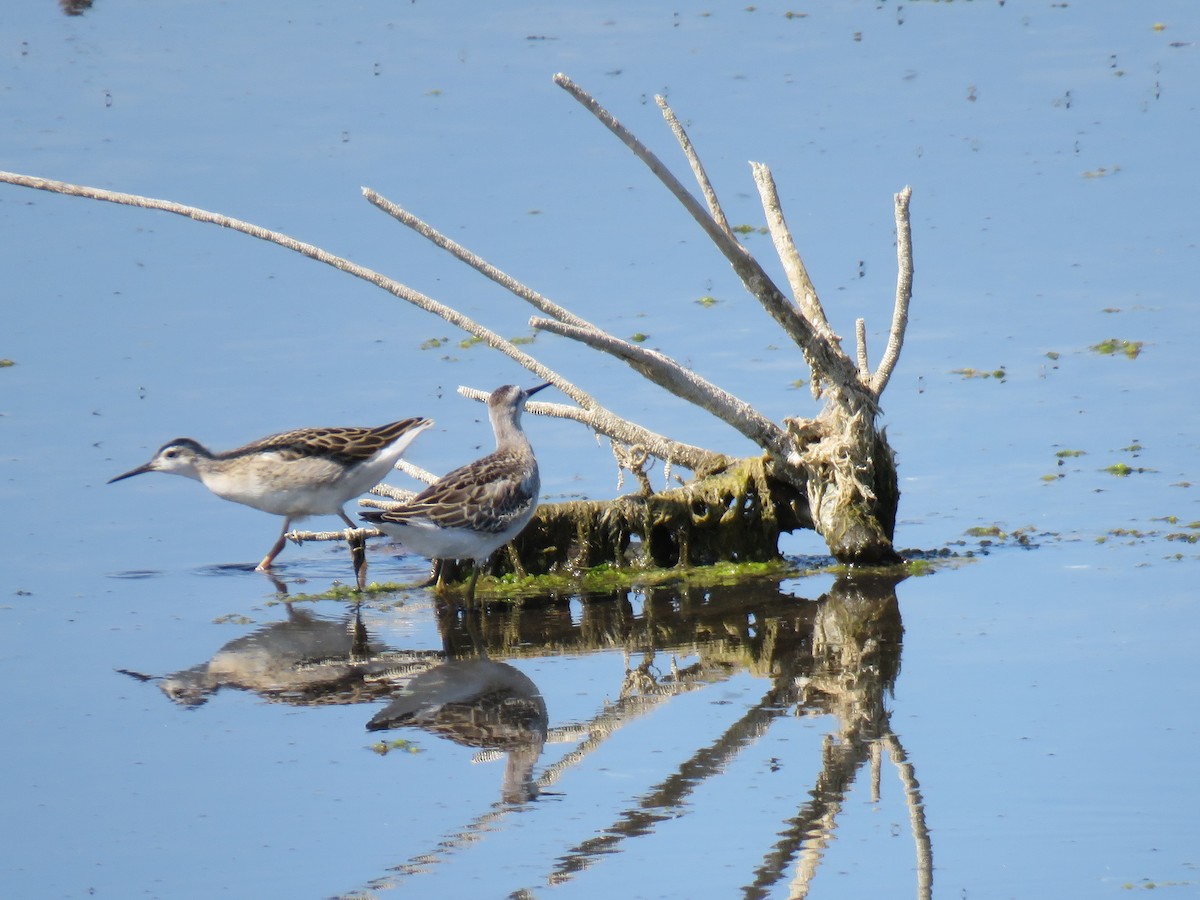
[654,96,737,243]
[855,318,869,379]
[358,498,401,511]
[391,458,439,485]
[552,75,860,394]
[365,178,755,474]
[871,186,913,396]
[363,187,594,331]
[369,483,418,502]
[529,318,792,460]
[287,526,380,546]
[0,171,563,386]
[457,386,731,475]
[750,161,837,344]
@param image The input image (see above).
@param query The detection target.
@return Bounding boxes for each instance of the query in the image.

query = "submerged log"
[436,456,814,583]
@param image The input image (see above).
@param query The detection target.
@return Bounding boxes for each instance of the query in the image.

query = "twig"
[457,386,731,474]
[288,526,381,546]
[0,169,728,475]
[552,75,859,395]
[358,498,403,511]
[655,96,737,243]
[391,458,438,485]
[750,161,837,345]
[526,319,792,459]
[361,186,730,473]
[871,186,913,396]
[368,484,417,502]
[363,187,595,333]
[0,171,557,382]
[855,318,869,379]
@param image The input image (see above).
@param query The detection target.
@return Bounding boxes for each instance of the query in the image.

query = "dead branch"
[654,95,737,242]
[871,185,914,397]
[527,318,791,458]
[750,161,839,352]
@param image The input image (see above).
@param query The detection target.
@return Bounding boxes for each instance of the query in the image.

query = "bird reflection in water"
[368,659,549,804]
[125,606,438,708]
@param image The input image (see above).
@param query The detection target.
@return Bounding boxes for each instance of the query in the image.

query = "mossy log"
[436,457,806,583]
[440,447,897,584]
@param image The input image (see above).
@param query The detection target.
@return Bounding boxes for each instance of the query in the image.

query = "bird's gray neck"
[490,408,530,453]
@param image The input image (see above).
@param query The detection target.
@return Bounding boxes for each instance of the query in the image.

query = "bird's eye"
[165,449,178,459]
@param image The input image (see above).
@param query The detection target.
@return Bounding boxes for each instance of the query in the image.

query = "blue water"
[2,2,1199,897]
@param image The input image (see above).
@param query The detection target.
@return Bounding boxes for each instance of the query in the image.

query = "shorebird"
[359,383,550,605]
[109,417,433,586]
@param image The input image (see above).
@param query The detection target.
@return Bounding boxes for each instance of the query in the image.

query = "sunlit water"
[2,2,1199,898]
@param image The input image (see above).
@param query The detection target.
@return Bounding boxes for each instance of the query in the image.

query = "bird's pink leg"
[257,518,291,571]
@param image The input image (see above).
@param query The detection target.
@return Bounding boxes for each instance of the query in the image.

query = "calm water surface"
[2,2,1199,898]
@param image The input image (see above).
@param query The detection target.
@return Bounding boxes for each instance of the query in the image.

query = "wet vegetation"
[1091,337,1144,359]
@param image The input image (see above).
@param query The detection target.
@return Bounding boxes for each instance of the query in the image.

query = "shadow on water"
[122,573,930,899]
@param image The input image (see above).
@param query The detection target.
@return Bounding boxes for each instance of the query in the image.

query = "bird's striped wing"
[370,450,538,535]
[229,418,431,465]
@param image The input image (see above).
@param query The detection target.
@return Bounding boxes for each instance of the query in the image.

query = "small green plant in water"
[420,337,447,350]
[1090,338,1143,359]
[906,558,934,576]
[952,367,1006,381]
[696,296,720,308]
[965,525,1006,539]
[370,738,420,756]
[213,613,255,625]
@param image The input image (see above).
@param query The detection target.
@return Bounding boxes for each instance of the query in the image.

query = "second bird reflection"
[369,659,549,804]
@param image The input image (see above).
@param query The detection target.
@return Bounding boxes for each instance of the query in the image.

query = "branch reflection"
[124,573,930,898]
[359,573,930,898]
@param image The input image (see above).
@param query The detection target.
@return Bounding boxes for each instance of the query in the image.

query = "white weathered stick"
[363,187,595,333]
[362,185,734,471]
[855,318,870,380]
[552,75,860,395]
[390,458,439,485]
[457,386,731,473]
[288,526,381,546]
[0,170,559,383]
[528,318,792,460]
[655,96,737,244]
[871,186,913,396]
[750,161,838,345]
